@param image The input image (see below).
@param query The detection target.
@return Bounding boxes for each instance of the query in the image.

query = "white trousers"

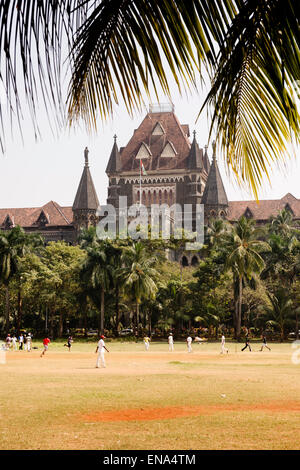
[144,342,149,351]
[96,350,106,368]
[187,344,192,353]
[169,343,174,351]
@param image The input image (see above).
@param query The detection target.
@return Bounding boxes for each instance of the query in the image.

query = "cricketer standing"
[143,336,150,351]
[187,336,193,353]
[168,333,174,351]
[221,335,229,354]
[95,335,109,368]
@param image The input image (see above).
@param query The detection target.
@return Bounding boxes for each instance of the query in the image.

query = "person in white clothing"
[95,335,109,368]
[187,336,193,353]
[168,333,174,351]
[26,333,32,352]
[12,335,18,351]
[220,334,229,354]
[143,336,150,351]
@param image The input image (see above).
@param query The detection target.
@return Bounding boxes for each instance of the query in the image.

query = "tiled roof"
[0,201,73,228]
[72,165,99,211]
[228,193,300,221]
[118,112,193,173]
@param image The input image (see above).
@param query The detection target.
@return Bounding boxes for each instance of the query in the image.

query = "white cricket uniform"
[143,337,150,351]
[187,336,192,353]
[221,335,228,354]
[12,337,17,350]
[168,335,174,351]
[26,335,32,352]
[96,339,106,368]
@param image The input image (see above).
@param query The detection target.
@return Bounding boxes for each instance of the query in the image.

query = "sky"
[0,80,299,210]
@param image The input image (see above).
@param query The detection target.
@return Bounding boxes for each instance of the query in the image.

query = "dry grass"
[0,340,299,450]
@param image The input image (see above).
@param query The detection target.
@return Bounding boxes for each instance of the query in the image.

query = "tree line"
[0,209,299,341]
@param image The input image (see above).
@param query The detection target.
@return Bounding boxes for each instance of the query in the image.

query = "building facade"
[1,105,300,265]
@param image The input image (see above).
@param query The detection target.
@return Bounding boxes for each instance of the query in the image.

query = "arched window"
[181,256,189,267]
[191,256,199,266]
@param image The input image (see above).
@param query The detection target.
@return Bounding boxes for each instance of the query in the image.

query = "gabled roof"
[201,150,228,207]
[119,111,192,172]
[73,149,99,211]
[0,201,73,227]
[228,193,300,221]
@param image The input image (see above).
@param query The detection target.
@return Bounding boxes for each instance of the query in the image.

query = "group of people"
[140,332,271,355]
[5,332,33,351]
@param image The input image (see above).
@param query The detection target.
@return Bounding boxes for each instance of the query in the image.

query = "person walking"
[95,335,109,368]
[40,337,51,357]
[259,335,271,351]
[241,334,252,352]
[168,333,174,351]
[187,335,193,353]
[220,334,229,354]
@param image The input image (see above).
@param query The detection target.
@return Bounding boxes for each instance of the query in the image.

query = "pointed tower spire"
[106,134,121,174]
[187,130,203,170]
[201,142,228,220]
[203,144,211,173]
[72,148,100,230]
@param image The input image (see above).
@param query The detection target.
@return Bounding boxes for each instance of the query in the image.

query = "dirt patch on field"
[81,401,300,423]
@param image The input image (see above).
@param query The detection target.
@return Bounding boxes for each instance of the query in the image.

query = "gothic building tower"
[105,104,210,212]
[72,147,100,231]
[201,141,229,221]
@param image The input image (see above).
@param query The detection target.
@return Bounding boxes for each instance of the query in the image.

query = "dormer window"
[160,141,177,158]
[3,214,14,229]
[135,142,152,159]
[35,210,49,227]
[244,207,253,219]
[284,203,294,215]
[151,122,165,136]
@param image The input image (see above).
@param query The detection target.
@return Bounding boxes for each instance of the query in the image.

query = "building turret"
[72,147,100,230]
[201,141,228,221]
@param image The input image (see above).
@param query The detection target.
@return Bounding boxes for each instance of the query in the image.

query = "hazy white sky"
[0,81,299,209]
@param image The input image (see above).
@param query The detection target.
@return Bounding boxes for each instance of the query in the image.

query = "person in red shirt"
[40,337,51,357]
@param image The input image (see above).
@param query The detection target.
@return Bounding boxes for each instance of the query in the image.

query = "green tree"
[119,241,159,333]
[223,217,270,339]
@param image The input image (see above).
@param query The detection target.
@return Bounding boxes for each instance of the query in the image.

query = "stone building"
[1,104,300,264]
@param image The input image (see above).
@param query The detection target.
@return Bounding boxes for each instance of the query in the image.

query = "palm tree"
[224,217,270,339]
[262,289,294,341]
[0,226,42,334]
[80,240,112,334]
[1,1,300,196]
[119,241,159,333]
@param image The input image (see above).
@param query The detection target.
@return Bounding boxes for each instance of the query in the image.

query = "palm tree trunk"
[59,310,64,337]
[5,286,10,335]
[136,302,139,333]
[17,287,22,335]
[99,288,105,335]
[115,284,120,336]
[236,276,243,340]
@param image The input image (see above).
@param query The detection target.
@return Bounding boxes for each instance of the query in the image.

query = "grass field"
[1,339,300,450]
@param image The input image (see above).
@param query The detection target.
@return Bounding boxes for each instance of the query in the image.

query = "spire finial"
[113,134,117,144]
[84,147,89,167]
[212,140,216,161]
[193,129,196,139]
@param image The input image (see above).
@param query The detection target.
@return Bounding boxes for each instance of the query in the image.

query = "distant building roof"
[228,193,300,221]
